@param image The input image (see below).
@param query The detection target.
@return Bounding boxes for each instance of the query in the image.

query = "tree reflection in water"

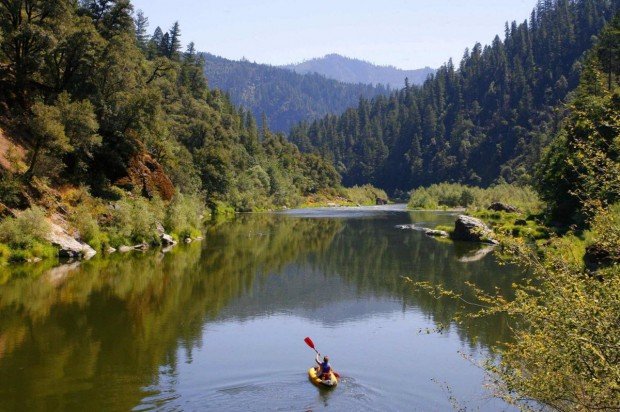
[0,211,522,411]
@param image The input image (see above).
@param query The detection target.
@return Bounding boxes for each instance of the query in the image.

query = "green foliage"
[0,171,23,207]
[0,206,56,262]
[408,183,543,214]
[290,0,618,192]
[164,193,204,238]
[537,16,620,225]
[0,207,50,249]
[341,185,388,206]
[70,204,107,251]
[406,204,620,410]
[0,0,342,218]
[26,101,71,178]
[406,18,620,410]
[105,196,164,247]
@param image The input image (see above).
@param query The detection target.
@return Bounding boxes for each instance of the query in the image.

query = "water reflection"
[0,209,521,410]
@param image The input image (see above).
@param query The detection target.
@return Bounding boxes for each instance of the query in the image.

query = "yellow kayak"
[308,367,338,387]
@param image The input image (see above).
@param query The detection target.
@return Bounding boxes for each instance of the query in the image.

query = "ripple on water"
[135,372,389,412]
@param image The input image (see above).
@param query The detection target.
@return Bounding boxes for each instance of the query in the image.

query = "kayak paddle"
[304,337,319,354]
[304,336,341,378]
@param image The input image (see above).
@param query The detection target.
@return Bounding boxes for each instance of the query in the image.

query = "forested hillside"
[290,0,618,194]
[0,1,341,214]
[202,53,390,132]
[283,53,434,89]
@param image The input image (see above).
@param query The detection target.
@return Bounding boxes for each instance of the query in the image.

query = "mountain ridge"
[282,53,435,89]
[201,52,390,132]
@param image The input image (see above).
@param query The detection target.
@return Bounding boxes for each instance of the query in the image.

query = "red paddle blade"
[304,337,315,349]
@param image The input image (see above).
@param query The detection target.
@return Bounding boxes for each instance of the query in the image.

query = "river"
[0,205,523,411]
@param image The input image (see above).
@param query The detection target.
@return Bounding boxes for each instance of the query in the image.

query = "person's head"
[323,356,329,363]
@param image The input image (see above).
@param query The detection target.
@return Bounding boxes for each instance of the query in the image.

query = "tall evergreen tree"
[169,21,181,60]
[134,9,149,50]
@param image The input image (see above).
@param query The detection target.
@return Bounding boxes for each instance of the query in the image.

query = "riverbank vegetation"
[301,185,388,207]
[408,183,543,214]
[408,15,620,410]
[0,0,348,265]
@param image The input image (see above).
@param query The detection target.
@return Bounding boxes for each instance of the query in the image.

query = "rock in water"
[160,233,176,246]
[424,229,449,238]
[451,215,498,244]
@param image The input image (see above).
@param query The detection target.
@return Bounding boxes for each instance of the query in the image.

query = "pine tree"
[135,10,149,50]
[169,21,182,60]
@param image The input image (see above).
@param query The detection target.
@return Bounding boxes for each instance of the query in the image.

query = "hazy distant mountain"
[282,54,435,89]
[201,53,389,133]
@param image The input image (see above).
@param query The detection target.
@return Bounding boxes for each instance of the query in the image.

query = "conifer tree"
[169,21,182,60]
[134,10,149,50]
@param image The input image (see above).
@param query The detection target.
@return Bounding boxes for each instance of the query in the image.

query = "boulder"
[47,221,96,260]
[160,233,176,246]
[424,229,449,238]
[451,215,498,244]
[488,202,519,213]
[118,245,133,253]
[134,243,149,251]
[184,237,192,244]
[105,246,117,254]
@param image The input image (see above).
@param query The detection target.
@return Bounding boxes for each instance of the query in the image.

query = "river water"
[0,205,522,411]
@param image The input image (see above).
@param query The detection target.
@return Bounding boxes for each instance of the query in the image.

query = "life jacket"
[320,361,331,374]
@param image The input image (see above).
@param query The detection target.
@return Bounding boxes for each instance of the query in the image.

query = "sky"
[131,0,537,70]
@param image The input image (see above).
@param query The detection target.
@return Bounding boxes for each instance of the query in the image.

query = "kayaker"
[315,354,332,379]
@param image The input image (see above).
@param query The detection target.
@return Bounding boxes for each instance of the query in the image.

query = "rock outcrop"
[451,215,498,244]
[47,221,96,260]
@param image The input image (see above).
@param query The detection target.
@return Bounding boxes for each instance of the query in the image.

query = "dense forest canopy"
[289,0,619,195]
[0,0,341,212]
[202,53,391,133]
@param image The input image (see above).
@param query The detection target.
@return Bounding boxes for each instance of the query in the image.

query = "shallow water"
[0,206,521,411]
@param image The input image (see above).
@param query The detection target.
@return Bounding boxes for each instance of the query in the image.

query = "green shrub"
[71,204,107,251]
[105,196,163,247]
[0,206,50,249]
[0,171,23,207]
[165,193,205,238]
[342,185,388,205]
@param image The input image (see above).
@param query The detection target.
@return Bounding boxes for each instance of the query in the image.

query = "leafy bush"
[342,185,388,205]
[0,207,50,249]
[0,171,23,207]
[71,204,107,251]
[0,206,56,262]
[164,193,205,239]
[105,196,164,247]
